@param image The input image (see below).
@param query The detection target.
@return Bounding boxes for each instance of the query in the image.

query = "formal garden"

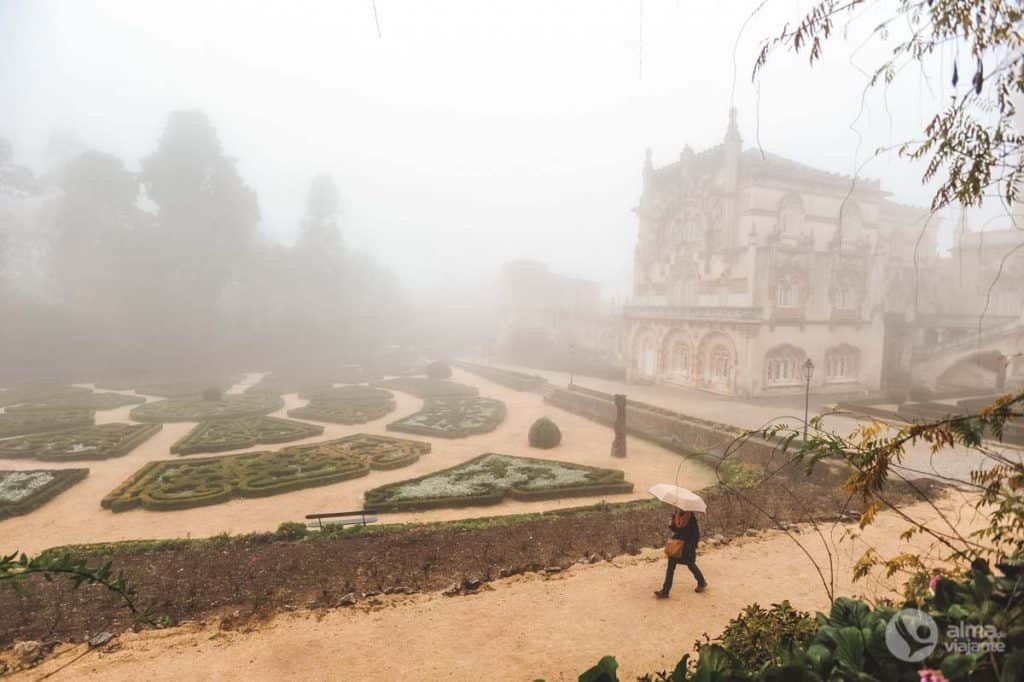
[0,384,91,407]
[0,468,89,520]
[0,423,162,462]
[387,396,506,438]
[94,377,239,398]
[0,409,95,438]
[364,453,634,511]
[129,394,283,423]
[376,377,479,399]
[102,433,431,512]
[170,416,323,455]
[453,362,547,391]
[4,391,145,412]
[287,385,396,425]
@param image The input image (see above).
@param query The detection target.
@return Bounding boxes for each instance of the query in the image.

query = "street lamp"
[803,358,815,442]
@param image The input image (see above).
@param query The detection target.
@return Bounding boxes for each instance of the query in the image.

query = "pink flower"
[919,669,947,682]
[929,574,941,592]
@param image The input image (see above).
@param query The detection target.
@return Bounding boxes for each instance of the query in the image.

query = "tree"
[755,0,1024,212]
[296,173,343,257]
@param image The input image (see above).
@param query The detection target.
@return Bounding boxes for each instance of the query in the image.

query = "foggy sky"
[1,0,975,295]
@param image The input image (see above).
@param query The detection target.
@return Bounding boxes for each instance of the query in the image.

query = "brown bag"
[664,539,685,559]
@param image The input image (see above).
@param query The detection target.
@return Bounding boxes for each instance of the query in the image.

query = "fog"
[0,0,1018,380]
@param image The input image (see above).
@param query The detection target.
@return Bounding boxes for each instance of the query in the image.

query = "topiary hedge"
[0,410,95,438]
[170,416,323,455]
[528,417,562,449]
[0,423,162,462]
[386,397,506,438]
[102,433,431,512]
[0,384,90,408]
[0,468,89,519]
[375,377,478,399]
[129,394,283,423]
[5,391,145,412]
[364,452,634,512]
[287,386,396,425]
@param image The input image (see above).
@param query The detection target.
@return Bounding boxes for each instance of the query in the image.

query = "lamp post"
[803,358,815,442]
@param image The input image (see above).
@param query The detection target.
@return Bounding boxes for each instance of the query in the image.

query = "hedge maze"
[375,377,479,399]
[364,453,634,511]
[6,391,145,412]
[0,468,89,520]
[103,433,431,512]
[171,416,324,455]
[129,394,284,423]
[0,410,95,438]
[0,423,162,462]
[386,397,506,438]
[287,385,396,425]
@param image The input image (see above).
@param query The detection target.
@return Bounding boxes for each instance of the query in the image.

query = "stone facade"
[624,109,938,397]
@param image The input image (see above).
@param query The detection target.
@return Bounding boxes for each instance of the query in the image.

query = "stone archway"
[695,330,738,394]
[660,329,694,385]
[937,350,1008,391]
[631,326,660,379]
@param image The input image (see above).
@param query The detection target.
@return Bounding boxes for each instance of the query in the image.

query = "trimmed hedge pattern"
[95,378,239,398]
[171,416,324,455]
[364,453,634,511]
[453,362,546,391]
[0,410,95,438]
[386,397,506,438]
[287,385,396,425]
[0,423,162,462]
[6,391,145,412]
[102,433,431,512]
[0,468,89,519]
[375,377,479,399]
[129,394,284,423]
[0,384,90,408]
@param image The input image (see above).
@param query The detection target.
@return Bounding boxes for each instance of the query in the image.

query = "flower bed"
[364,453,634,511]
[375,377,479,399]
[129,394,284,423]
[452,362,546,391]
[287,385,396,425]
[171,416,324,455]
[386,397,506,438]
[0,410,95,438]
[0,423,162,462]
[102,433,431,512]
[6,391,145,412]
[0,468,89,519]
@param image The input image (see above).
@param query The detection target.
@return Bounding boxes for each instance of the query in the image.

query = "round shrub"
[275,521,309,540]
[528,417,562,449]
[425,361,452,380]
[202,387,224,402]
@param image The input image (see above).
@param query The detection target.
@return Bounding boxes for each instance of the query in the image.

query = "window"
[835,284,855,310]
[825,346,859,382]
[764,346,805,387]
[669,340,690,379]
[710,346,731,381]
[776,280,797,308]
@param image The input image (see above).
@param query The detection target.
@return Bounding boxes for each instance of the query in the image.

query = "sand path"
[14,497,983,681]
[0,369,714,554]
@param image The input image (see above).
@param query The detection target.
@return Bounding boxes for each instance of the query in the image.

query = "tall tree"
[296,173,343,257]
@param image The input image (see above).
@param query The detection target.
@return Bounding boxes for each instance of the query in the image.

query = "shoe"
[653,590,669,599]
[695,583,707,593]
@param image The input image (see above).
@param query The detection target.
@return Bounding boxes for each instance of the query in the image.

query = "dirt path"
[15,498,982,681]
[1,369,714,554]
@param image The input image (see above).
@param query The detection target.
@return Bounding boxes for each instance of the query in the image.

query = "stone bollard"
[610,393,627,458]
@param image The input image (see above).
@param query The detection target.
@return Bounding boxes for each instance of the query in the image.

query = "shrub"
[275,521,308,540]
[386,397,506,438]
[425,361,452,380]
[528,417,562,449]
[692,601,817,670]
[202,387,223,402]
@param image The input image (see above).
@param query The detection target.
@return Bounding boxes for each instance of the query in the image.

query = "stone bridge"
[911,319,1024,389]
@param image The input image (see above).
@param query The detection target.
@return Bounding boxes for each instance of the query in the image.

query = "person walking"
[654,509,707,598]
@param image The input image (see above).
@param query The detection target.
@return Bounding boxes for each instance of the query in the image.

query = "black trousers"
[662,557,706,593]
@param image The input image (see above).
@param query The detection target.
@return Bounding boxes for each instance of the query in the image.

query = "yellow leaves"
[859,501,881,529]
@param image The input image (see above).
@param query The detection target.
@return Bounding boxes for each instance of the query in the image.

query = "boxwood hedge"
[129,394,284,423]
[386,397,506,438]
[0,423,162,462]
[171,416,323,455]
[0,468,89,519]
[0,410,95,438]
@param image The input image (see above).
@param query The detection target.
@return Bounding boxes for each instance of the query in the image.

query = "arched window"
[776,278,798,308]
[764,345,806,387]
[778,194,804,237]
[668,339,691,380]
[825,345,860,382]
[710,345,731,381]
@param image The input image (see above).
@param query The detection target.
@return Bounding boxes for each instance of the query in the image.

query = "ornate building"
[624,110,938,397]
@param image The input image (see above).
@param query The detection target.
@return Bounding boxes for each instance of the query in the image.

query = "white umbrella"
[648,484,707,512]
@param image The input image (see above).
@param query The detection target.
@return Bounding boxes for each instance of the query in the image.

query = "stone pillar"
[610,393,627,458]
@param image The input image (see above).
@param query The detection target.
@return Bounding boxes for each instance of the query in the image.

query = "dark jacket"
[670,511,700,562]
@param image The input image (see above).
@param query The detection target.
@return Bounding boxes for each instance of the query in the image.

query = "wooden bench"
[305,510,378,530]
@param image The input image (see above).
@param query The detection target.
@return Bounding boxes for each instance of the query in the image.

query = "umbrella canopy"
[648,484,707,512]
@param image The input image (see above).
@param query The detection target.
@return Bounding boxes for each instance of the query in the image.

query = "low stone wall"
[544,386,802,473]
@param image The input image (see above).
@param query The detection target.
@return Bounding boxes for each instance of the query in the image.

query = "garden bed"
[129,395,284,423]
[0,410,95,438]
[376,377,479,399]
[0,384,90,407]
[103,433,431,512]
[170,417,324,455]
[386,397,505,438]
[0,423,162,461]
[452,362,546,391]
[364,453,633,511]
[5,391,145,412]
[0,468,89,520]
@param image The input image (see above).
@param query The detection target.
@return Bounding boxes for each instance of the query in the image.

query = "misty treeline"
[0,111,408,381]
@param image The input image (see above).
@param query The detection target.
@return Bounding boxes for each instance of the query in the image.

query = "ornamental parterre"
[102,433,431,512]
[386,397,506,438]
[171,416,324,455]
[375,377,479,399]
[287,385,396,425]
[129,394,284,423]
[5,391,145,412]
[0,410,95,438]
[0,468,89,519]
[0,384,90,407]
[363,453,634,511]
[0,423,162,462]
